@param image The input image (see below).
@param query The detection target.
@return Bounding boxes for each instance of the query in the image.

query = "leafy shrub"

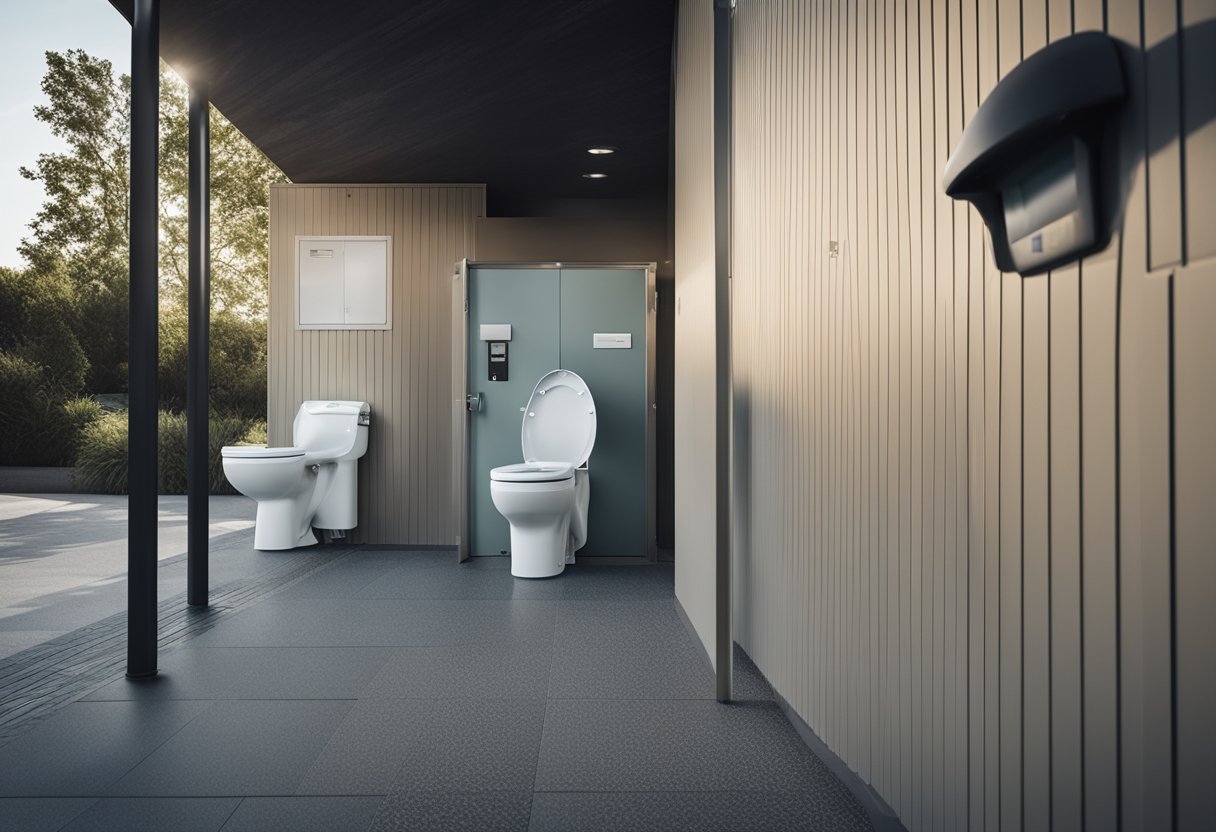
[0,266,89,393]
[0,351,95,466]
[158,308,267,419]
[60,397,105,459]
[72,409,267,494]
[72,410,128,492]
[240,420,267,445]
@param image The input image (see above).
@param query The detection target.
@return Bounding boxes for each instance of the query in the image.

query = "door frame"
[452,260,659,564]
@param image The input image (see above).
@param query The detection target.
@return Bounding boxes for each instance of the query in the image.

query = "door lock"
[466,393,484,413]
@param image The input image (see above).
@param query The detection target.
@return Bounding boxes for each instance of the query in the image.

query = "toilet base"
[252,497,319,551]
[509,516,570,578]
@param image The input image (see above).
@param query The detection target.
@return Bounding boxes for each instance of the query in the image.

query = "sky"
[0,0,130,269]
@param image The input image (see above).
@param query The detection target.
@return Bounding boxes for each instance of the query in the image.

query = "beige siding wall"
[675,0,1216,828]
[475,216,666,264]
[673,0,719,663]
[267,184,483,545]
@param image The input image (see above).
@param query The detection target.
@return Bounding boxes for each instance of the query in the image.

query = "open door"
[451,259,469,561]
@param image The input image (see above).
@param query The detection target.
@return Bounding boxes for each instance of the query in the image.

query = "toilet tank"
[293,400,370,459]
[294,401,370,532]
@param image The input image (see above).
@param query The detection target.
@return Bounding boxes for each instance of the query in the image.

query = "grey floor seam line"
[49,797,99,832]
[0,549,354,745]
[524,597,561,830]
[216,796,246,832]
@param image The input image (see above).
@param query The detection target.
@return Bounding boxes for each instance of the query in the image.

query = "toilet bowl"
[490,370,595,578]
[222,400,370,550]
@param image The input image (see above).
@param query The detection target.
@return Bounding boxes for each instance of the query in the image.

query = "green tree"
[18,50,129,278]
[159,70,284,317]
[12,49,286,407]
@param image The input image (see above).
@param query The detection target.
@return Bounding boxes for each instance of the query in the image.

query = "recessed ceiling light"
[582,173,608,179]
[587,146,616,155]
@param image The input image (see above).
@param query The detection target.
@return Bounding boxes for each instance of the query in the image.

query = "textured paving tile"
[0,700,210,796]
[299,698,546,795]
[557,564,675,600]
[548,601,714,698]
[369,791,531,832]
[83,647,394,701]
[387,698,545,791]
[556,599,694,640]
[0,544,872,832]
[61,797,240,832]
[548,638,714,699]
[190,599,556,648]
[295,699,438,795]
[357,563,564,601]
[731,645,777,701]
[535,699,845,793]
[109,700,353,797]
[275,556,406,600]
[0,549,343,745]
[0,798,95,831]
[220,796,384,831]
[527,791,872,831]
[364,640,553,699]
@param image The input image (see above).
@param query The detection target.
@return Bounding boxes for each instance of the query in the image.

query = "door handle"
[466,393,484,413]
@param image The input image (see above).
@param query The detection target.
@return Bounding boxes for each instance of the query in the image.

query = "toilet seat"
[491,462,575,483]
[221,445,305,459]
[520,369,597,465]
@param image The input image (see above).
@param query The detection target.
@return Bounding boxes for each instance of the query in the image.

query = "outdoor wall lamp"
[942,31,1127,276]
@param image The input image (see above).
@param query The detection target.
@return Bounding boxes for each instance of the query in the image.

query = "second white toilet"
[490,370,596,578]
[222,401,370,550]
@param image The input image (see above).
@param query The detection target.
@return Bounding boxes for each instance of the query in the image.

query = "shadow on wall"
[1110,21,1215,234]
[732,383,752,641]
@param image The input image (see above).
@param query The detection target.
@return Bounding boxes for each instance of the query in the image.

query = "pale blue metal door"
[467,269,560,556]
[467,267,649,558]
[558,268,648,556]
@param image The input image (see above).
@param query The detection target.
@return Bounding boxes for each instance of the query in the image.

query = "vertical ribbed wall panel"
[673,0,719,663]
[267,184,482,545]
[677,0,1216,829]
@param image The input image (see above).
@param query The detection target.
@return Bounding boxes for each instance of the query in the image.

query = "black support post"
[187,82,210,607]
[126,0,160,678]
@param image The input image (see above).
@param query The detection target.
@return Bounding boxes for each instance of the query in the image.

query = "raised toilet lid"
[520,369,596,466]
[221,445,305,459]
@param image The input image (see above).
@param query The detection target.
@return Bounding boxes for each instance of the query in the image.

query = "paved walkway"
[0,495,256,659]
[0,549,874,831]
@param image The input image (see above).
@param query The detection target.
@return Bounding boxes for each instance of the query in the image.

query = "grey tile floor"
[0,551,873,831]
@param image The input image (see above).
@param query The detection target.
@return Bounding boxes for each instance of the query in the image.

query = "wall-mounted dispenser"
[480,323,512,382]
[942,31,1126,276]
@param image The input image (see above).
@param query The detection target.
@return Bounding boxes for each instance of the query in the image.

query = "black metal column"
[127,0,160,678]
[187,82,210,607]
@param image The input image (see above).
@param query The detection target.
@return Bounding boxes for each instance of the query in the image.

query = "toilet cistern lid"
[520,369,596,467]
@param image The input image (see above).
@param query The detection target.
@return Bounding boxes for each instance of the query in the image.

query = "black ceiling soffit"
[108,0,677,216]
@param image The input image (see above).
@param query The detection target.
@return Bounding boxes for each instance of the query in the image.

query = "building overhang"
[106,0,676,216]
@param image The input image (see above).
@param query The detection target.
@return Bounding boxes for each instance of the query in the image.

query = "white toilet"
[490,370,595,578]
[222,400,370,550]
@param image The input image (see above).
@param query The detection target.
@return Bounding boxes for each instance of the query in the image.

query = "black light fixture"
[587,146,616,154]
[582,172,608,179]
[942,32,1125,276]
